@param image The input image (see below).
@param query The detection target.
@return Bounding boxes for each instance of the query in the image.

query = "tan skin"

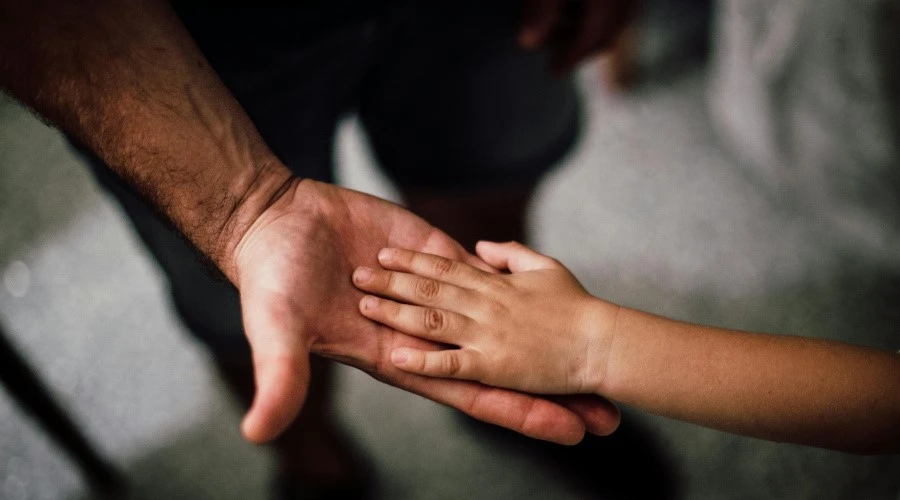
[520,0,633,74]
[0,0,624,444]
[234,179,622,443]
[353,242,900,454]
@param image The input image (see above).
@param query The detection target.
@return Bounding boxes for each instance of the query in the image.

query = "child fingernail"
[362,295,379,310]
[391,349,409,365]
[378,248,395,262]
[354,267,372,284]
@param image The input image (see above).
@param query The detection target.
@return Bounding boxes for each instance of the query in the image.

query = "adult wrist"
[213,157,295,284]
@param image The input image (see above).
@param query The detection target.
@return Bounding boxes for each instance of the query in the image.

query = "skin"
[0,0,621,445]
[519,0,633,74]
[353,242,900,454]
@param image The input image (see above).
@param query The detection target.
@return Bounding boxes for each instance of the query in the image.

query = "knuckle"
[431,257,455,278]
[383,301,401,320]
[386,272,400,293]
[486,276,511,293]
[415,277,440,301]
[423,308,445,332]
[442,352,462,376]
[394,248,412,264]
[484,300,507,318]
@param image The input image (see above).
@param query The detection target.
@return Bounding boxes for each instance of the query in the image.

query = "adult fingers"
[414,226,499,275]
[475,241,563,273]
[462,251,501,275]
[557,394,622,436]
[373,331,589,445]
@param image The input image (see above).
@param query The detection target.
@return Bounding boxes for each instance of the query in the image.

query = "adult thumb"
[238,287,311,444]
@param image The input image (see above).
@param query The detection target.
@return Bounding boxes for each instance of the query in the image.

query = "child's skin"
[352,241,900,454]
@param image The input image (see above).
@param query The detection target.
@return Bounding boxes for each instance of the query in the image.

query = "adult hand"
[519,0,634,74]
[231,179,621,444]
[0,0,620,448]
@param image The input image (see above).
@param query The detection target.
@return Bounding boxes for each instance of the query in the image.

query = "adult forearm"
[597,304,900,453]
[0,0,292,281]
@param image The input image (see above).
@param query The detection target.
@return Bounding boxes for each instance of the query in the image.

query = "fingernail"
[378,248,395,262]
[391,349,409,365]
[354,267,372,284]
[362,295,379,310]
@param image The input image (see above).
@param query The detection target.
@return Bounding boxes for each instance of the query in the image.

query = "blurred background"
[1,1,899,498]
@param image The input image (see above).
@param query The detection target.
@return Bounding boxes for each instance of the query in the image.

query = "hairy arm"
[0,4,625,444]
[0,0,291,280]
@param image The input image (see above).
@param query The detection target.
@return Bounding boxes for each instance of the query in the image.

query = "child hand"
[351,241,619,395]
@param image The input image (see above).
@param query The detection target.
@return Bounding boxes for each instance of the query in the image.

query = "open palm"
[233,179,620,444]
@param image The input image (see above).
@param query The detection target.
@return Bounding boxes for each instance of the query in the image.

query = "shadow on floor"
[65,420,273,500]
[0,95,98,266]
[65,417,679,500]
[461,413,681,500]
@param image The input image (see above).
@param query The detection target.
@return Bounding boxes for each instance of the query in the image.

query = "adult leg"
[359,1,581,250]
[401,185,537,252]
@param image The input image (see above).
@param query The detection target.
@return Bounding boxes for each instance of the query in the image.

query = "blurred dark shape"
[463,412,680,500]
[0,321,127,499]
[601,0,714,91]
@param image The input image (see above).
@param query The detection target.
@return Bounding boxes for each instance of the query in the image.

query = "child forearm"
[594,302,900,454]
[351,243,900,452]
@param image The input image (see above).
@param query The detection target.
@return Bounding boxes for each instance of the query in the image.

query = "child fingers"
[359,295,472,344]
[353,266,475,311]
[390,347,479,381]
[377,248,490,289]
[475,241,563,273]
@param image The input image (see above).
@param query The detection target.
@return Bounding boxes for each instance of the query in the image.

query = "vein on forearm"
[0,0,290,276]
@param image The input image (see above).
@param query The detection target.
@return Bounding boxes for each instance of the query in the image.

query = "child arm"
[352,242,900,454]
[604,304,900,454]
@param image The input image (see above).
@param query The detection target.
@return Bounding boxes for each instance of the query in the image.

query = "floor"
[1,22,899,500]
